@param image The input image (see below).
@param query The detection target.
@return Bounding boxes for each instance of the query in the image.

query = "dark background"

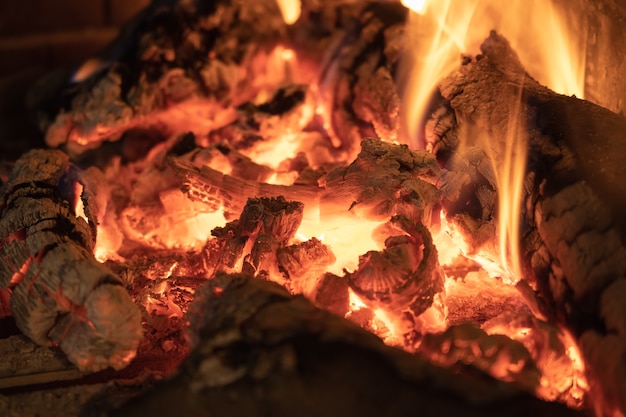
[0,0,149,160]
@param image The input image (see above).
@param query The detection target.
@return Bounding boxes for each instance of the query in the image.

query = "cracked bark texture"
[110,273,585,417]
[0,149,142,372]
[436,31,626,416]
[34,0,408,161]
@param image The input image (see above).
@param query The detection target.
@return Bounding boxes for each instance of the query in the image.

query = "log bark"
[34,0,408,161]
[348,215,444,338]
[0,150,142,372]
[434,31,626,416]
[110,274,585,417]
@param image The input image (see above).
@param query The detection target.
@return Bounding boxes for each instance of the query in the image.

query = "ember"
[0,0,625,416]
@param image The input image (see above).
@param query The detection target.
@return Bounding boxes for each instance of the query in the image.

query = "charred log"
[110,273,585,417]
[348,215,444,338]
[0,150,142,372]
[321,138,441,226]
[434,31,626,415]
[276,237,336,295]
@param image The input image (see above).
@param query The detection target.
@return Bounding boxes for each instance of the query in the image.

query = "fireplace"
[1,1,626,416]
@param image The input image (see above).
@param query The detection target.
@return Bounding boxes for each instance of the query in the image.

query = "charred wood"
[0,150,142,372]
[276,237,336,296]
[110,273,586,417]
[434,31,626,415]
[321,138,441,226]
[348,215,444,339]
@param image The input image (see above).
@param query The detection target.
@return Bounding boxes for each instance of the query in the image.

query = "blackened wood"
[0,150,142,372]
[110,274,585,417]
[348,215,444,336]
[321,138,441,226]
[170,156,320,220]
[239,196,304,242]
[276,237,336,295]
[435,31,626,415]
[41,0,289,152]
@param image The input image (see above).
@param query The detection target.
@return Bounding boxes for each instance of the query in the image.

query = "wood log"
[172,138,441,227]
[321,138,441,226]
[348,215,444,340]
[433,30,626,416]
[110,273,586,417]
[276,237,336,295]
[0,150,142,372]
[34,0,410,162]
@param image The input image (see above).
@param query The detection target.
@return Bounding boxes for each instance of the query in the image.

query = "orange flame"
[400,0,586,148]
[276,0,301,25]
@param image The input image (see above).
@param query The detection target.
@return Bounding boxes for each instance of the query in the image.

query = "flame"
[276,0,301,25]
[73,182,89,224]
[297,211,385,275]
[400,0,586,147]
[401,0,428,15]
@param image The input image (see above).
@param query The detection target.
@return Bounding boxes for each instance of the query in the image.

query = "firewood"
[39,0,289,153]
[35,0,411,161]
[170,156,320,220]
[109,273,586,417]
[321,138,441,226]
[433,30,626,415]
[0,150,142,372]
[311,272,350,316]
[276,237,336,296]
[348,215,444,338]
[419,322,541,391]
[173,138,441,227]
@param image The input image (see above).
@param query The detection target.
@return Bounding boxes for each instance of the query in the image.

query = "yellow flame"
[400,0,586,281]
[297,212,384,275]
[276,0,301,25]
[401,0,428,15]
[400,0,586,148]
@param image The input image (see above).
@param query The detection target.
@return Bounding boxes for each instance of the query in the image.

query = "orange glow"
[401,0,428,15]
[297,211,385,275]
[484,316,588,407]
[129,192,225,251]
[400,0,585,148]
[491,113,526,283]
[73,182,88,224]
[276,0,301,25]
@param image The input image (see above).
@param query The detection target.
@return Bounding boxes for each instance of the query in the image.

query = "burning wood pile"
[1,0,625,416]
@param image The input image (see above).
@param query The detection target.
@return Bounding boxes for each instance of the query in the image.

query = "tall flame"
[400,0,586,147]
[400,0,586,279]
[276,0,301,25]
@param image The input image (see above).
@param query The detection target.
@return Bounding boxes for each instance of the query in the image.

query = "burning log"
[170,156,320,220]
[210,196,305,272]
[110,273,585,417]
[348,215,444,339]
[0,150,142,372]
[276,237,336,295]
[34,0,411,162]
[433,31,626,415]
[321,138,441,226]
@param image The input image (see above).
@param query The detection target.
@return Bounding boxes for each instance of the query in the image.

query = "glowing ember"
[31,1,600,412]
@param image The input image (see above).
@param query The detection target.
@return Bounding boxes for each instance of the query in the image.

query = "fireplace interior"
[1,0,626,416]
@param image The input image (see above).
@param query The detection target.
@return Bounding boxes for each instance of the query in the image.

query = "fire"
[276,0,301,25]
[44,1,599,412]
[400,0,585,148]
[297,213,385,275]
[401,0,428,15]
[397,1,590,406]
